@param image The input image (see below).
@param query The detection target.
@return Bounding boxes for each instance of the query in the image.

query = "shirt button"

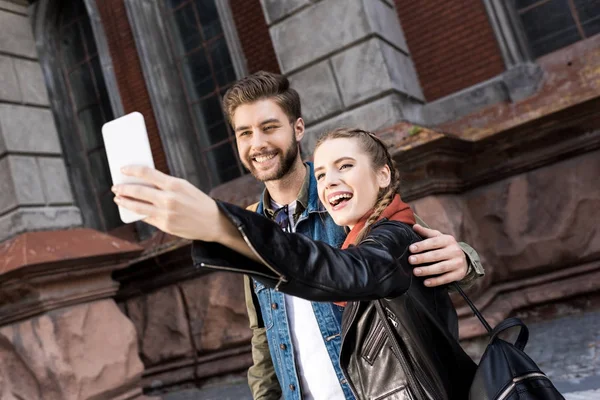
[280,343,287,350]
[289,384,295,391]
[271,303,278,309]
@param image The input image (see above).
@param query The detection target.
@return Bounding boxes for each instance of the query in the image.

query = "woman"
[114,128,476,399]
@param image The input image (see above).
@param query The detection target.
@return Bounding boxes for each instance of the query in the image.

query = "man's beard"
[245,137,299,182]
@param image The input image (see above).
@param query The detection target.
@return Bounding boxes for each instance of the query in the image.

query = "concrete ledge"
[0,206,82,242]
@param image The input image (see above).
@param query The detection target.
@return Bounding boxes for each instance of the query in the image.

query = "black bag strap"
[452,283,529,350]
[451,283,493,333]
[490,317,529,351]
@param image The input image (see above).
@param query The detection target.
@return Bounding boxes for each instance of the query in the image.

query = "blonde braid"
[353,144,402,245]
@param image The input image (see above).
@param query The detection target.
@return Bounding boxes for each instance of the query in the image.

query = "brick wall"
[395,0,505,101]
[229,0,280,74]
[94,0,169,174]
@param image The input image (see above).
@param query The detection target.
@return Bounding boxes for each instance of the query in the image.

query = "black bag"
[453,283,565,400]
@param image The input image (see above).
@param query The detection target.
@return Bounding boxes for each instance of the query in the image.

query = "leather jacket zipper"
[340,302,361,399]
[199,223,288,287]
[377,304,439,400]
[497,372,549,400]
[236,225,288,290]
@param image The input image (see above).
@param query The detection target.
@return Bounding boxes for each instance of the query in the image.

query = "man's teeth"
[254,154,276,163]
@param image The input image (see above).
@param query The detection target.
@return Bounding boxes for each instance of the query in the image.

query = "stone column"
[260,0,425,153]
[0,0,81,242]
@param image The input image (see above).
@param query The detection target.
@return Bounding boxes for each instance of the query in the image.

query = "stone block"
[270,0,409,74]
[270,0,373,73]
[125,284,193,367]
[260,0,311,25]
[0,0,28,15]
[332,38,424,108]
[303,93,407,154]
[7,155,45,206]
[38,157,74,205]
[0,300,145,400]
[289,60,343,124]
[418,78,509,126]
[0,156,17,214]
[14,58,50,106]
[0,10,37,59]
[364,0,409,53]
[0,55,21,103]
[180,272,251,352]
[0,104,62,156]
[0,206,82,242]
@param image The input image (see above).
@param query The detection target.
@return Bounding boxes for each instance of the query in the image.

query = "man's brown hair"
[222,71,302,127]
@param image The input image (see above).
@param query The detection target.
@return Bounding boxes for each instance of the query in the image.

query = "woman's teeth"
[330,193,352,206]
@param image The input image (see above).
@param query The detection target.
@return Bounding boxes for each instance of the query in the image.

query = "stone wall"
[260,0,424,153]
[0,0,81,242]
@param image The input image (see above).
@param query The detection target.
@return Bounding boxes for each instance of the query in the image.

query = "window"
[57,0,120,230]
[515,0,600,58]
[162,0,245,188]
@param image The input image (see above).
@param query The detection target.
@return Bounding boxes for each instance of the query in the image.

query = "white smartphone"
[102,111,155,224]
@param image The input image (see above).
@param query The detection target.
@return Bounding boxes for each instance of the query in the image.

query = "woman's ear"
[377,164,392,189]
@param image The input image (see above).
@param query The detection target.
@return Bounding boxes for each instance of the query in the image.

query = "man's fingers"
[408,248,450,264]
[412,224,442,238]
[409,235,451,253]
[423,271,463,287]
[413,260,458,277]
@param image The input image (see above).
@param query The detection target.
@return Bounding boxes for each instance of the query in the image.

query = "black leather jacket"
[192,202,476,399]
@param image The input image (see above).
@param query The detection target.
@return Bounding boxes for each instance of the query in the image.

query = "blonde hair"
[315,128,401,244]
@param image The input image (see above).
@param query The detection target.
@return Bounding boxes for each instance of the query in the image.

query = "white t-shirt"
[272,200,346,400]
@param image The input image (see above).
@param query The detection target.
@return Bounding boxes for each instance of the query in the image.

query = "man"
[220,71,484,400]
[114,71,484,399]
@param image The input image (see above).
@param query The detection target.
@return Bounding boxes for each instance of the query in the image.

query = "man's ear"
[294,118,305,142]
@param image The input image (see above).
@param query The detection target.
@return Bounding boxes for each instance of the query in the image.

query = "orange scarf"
[334,194,415,307]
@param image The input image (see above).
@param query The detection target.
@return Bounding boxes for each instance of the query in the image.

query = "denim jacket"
[244,162,484,400]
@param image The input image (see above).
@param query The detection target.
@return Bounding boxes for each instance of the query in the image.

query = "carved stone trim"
[0,228,143,326]
[216,0,248,79]
[83,0,125,116]
[481,0,533,67]
[457,260,600,339]
[29,0,104,229]
[389,98,600,201]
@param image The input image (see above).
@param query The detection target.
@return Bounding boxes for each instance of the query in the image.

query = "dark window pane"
[208,121,230,145]
[99,191,121,230]
[194,0,222,40]
[183,49,215,100]
[170,3,202,54]
[90,57,114,120]
[207,143,241,184]
[166,0,189,9]
[517,0,583,57]
[89,149,112,192]
[192,97,228,147]
[574,0,600,37]
[209,37,236,87]
[81,17,98,55]
[68,64,96,108]
[60,1,86,24]
[60,22,86,67]
[78,105,104,150]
